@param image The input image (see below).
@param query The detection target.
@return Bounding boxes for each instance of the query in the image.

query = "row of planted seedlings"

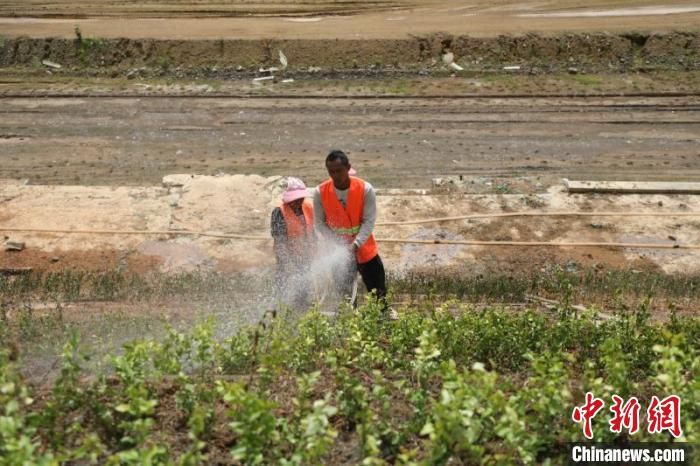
[0,270,269,304]
[6,267,700,305]
[0,270,270,344]
[391,268,700,311]
[1,294,698,465]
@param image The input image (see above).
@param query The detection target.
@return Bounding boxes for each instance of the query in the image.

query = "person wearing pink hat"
[271,177,315,304]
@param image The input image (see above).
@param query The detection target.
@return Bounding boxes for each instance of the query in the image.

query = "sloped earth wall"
[1,32,699,73]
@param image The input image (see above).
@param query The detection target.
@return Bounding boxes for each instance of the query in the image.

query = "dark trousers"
[334,254,387,309]
[357,255,387,301]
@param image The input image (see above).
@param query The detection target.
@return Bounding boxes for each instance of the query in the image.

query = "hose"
[376,211,700,226]
[2,210,700,249]
[376,238,699,249]
[1,226,698,249]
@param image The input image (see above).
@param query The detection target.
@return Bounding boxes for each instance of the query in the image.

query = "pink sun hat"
[282,177,311,204]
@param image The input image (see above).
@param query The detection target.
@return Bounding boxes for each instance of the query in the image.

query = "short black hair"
[326,150,350,166]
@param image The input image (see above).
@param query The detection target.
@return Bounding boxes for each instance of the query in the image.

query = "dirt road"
[1,1,700,39]
[1,94,698,188]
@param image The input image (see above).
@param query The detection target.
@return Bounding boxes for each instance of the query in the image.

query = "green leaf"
[1,382,15,394]
[419,422,434,436]
[114,404,131,413]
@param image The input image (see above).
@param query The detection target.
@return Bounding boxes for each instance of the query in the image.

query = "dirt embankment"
[2,32,699,73]
[3,175,700,276]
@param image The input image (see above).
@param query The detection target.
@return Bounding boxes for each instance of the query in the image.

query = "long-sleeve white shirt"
[313,181,377,248]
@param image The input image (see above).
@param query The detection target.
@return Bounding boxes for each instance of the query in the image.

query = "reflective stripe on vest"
[332,226,360,235]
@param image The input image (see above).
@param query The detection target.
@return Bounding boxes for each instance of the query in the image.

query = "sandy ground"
[1,1,700,39]
[0,94,698,189]
[2,174,700,276]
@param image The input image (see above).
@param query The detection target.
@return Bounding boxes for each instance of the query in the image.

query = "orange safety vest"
[319,177,378,264]
[280,199,314,255]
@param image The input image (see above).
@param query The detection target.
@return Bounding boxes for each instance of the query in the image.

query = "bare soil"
[1,93,698,188]
[0,246,161,273]
[1,0,699,39]
[3,173,700,277]
[0,0,418,18]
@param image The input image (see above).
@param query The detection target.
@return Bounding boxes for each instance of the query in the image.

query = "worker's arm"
[271,207,287,239]
[353,182,377,248]
[270,207,287,260]
[313,188,336,239]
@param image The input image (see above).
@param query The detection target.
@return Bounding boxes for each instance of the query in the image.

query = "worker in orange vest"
[270,177,315,305]
[313,150,388,309]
